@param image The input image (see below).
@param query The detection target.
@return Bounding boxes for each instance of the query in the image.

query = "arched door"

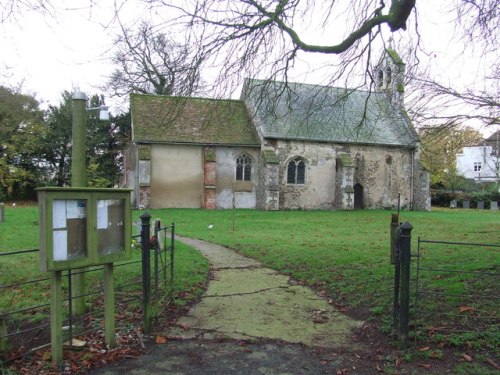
[354,183,364,209]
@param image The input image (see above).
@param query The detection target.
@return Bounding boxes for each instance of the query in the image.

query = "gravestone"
[450,200,457,209]
[477,201,484,209]
[0,203,4,222]
[491,201,499,210]
[462,200,470,209]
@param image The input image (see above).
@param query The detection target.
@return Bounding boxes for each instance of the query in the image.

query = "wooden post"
[71,92,87,315]
[0,318,8,354]
[50,270,63,365]
[103,263,115,348]
[399,221,413,347]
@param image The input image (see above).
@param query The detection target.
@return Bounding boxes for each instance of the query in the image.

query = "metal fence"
[391,219,499,348]
[0,213,174,364]
[415,238,499,342]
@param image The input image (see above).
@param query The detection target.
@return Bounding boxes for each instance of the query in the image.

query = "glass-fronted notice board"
[97,199,125,256]
[37,188,131,272]
[52,199,87,261]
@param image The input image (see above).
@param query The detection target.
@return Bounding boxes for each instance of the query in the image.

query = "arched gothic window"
[385,66,392,84]
[236,154,252,181]
[377,70,384,87]
[287,157,306,184]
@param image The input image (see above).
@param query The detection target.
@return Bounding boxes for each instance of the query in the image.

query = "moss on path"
[168,237,361,348]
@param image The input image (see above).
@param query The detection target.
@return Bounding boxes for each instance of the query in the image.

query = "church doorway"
[354,183,364,209]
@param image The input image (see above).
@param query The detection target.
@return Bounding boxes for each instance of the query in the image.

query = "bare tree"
[146,0,417,97]
[107,21,203,97]
[0,0,52,21]
[406,0,499,131]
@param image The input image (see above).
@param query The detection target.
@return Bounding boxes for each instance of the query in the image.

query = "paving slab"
[90,236,363,374]
[169,236,361,348]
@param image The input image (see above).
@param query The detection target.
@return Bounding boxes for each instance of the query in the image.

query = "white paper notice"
[97,200,109,229]
[53,230,68,261]
[52,200,67,229]
[67,200,86,219]
[66,200,79,219]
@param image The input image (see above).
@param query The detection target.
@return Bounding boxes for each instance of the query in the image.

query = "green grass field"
[1,205,498,360]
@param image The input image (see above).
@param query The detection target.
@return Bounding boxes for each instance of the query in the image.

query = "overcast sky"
[0,1,495,134]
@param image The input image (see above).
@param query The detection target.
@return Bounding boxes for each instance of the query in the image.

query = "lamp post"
[71,92,109,315]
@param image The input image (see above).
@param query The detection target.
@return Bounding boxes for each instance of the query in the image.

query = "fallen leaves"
[418,363,432,369]
[485,358,499,369]
[461,353,473,362]
[155,335,167,344]
[458,306,476,314]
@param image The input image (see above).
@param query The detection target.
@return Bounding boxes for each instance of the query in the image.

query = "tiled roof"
[241,79,419,147]
[131,94,260,146]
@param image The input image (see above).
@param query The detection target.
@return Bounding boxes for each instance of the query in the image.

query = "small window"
[377,70,384,87]
[473,162,482,172]
[385,66,392,84]
[236,154,252,181]
[287,157,306,184]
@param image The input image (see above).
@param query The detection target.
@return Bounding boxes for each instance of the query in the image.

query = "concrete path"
[167,236,361,348]
[91,237,363,374]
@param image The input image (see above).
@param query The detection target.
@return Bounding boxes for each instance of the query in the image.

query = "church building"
[122,50,430,210]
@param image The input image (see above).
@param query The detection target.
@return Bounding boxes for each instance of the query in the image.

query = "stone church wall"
[274,141,337,210]
[272,140,423,210]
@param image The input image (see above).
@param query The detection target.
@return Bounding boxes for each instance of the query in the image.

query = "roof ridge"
[130,92,243,104]
[245,77,378,95]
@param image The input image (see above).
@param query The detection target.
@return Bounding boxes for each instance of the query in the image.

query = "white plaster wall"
[150,144,203,208]
[215,147,259,209]
[457,146,498,181]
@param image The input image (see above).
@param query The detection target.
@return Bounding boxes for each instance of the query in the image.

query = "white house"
[456,131,500,183]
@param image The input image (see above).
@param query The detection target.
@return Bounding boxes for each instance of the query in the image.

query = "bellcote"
[375,47,406,107]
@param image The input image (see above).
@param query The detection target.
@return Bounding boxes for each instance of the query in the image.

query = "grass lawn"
[1,205,498,367]
[0,206,209,325]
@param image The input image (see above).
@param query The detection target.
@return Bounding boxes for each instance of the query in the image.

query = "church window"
[377,70,384,87]
[236,154,252,181]
[473,162,482,172]
[385,66,392,84]
[287,157,306,184]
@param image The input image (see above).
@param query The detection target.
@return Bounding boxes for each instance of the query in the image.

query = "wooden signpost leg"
[51,270,63,365]
[104,263,115,348]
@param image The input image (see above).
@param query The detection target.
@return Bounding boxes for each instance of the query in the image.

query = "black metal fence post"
[154,220,160,296]
[170,223,175,284]
[399,221,413,347]
[140,212,152,334]
[391,213,400,338]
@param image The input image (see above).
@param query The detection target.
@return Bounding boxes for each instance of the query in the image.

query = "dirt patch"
[90,338,375,375]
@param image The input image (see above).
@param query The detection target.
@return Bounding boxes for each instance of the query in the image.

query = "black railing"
[415,238,499,341]
[0,213,175,363]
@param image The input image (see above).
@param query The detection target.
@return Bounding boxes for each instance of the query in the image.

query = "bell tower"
[375,41,406,107]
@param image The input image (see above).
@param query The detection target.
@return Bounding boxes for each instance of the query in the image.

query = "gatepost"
[398,221,413,347]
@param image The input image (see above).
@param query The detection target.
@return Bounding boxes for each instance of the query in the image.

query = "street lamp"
[71,92,110,186]
[89,94,110,121]
[71,91,109,315]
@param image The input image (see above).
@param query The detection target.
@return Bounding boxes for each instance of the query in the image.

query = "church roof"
[241,79,419,147]
[131,93,260,146]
